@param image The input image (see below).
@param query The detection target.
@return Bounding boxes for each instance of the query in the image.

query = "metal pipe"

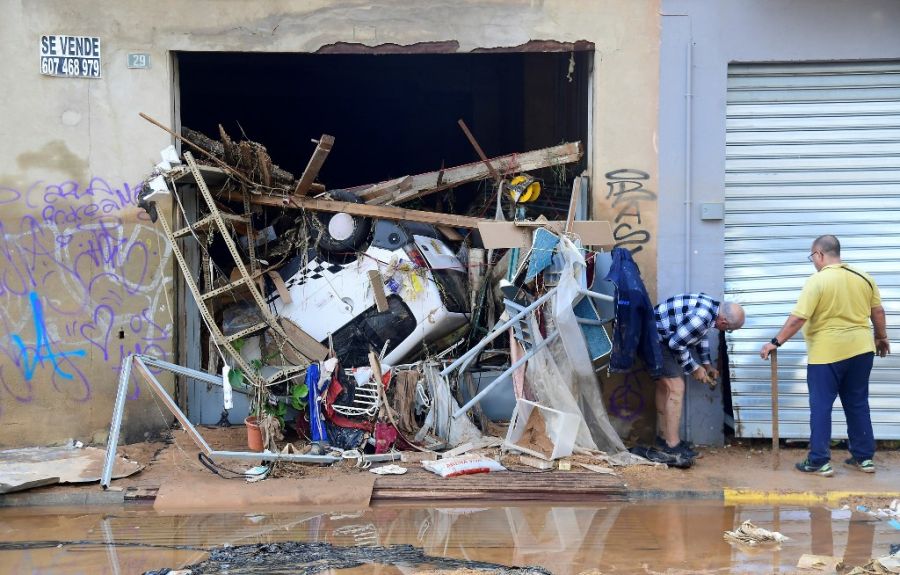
[452,332,560,418]
[137,354,225,387]
[576,289,615,303]
[683,39,694,294]
[441,285,559,377]
[208,450,400,464]
[682,37,695,443]
[101,355,134,489]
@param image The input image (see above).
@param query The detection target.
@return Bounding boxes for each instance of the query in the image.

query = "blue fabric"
[604,248,663,376]
[525,228,560,282]
[806,352,875,465]
[306,363,329,444]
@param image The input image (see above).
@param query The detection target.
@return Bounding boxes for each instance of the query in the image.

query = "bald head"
[813,234,841,257]
[721,302,745,331]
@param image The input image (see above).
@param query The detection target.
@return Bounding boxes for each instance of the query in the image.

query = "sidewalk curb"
[0,490,126,508]
[628,490,723,500]
[627,489,900,504]
[723,488,900,505]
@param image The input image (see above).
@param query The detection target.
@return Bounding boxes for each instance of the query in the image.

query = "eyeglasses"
[807,251,821,262]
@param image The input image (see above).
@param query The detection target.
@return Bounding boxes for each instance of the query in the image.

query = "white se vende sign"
[40,35,101,78]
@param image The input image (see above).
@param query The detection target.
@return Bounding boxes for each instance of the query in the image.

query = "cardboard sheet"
[0,445,143,494]
[478,221,614,249]
[153,475,376,512]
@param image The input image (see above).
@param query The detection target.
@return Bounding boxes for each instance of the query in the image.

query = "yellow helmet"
[507,175,541,203]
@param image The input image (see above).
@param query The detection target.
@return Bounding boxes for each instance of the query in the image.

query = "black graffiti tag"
[605,169,657,255]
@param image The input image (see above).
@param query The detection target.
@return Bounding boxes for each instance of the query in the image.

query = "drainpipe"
[683,40,694,294]
[683,38,694,441]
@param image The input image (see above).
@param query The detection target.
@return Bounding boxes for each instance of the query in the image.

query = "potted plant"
[230,349,310,452]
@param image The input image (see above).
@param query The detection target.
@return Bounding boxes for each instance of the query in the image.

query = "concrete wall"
[658,0,900,444]
[0,0,661,446]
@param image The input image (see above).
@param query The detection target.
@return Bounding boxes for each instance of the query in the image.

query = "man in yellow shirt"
[759,235,889,477]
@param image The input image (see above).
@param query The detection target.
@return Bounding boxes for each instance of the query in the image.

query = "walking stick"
[771,349,780,469]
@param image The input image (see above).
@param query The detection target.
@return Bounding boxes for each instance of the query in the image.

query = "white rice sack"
[422,455,506,478]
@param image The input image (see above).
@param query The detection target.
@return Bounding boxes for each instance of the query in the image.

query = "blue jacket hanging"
[604,248,663,376]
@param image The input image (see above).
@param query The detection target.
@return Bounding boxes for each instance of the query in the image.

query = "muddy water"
[0,502,895,574]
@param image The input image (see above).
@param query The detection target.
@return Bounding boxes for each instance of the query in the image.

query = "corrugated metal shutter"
[724,61,900,439]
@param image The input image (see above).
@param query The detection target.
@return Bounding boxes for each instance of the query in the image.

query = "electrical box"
[700,202,724,221]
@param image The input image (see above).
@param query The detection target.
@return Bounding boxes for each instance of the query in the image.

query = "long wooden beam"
[349,141,582,205]
[223,190,488,229]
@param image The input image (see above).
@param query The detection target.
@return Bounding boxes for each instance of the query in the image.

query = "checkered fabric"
[654,293,720,374]
[284,260,347,290]
[265,259,349,304]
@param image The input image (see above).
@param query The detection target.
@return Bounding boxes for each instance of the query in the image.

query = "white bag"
[422,455,506,478]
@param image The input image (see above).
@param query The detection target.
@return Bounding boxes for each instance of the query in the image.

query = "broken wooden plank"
[519,454,554,470]
[346,142,582,205]
[172,165,325,195]
[440,437,502,459]
[478,220,614,248]
[222,190,489,229]
[356,175,413,202]
[457,119,501,183]
[293,134,335,196]
[368,270,389,313]
[436,225,464,241]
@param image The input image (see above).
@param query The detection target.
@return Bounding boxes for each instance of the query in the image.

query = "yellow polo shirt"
[792,264,880,364]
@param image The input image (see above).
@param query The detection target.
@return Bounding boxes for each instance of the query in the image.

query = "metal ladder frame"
[158,151,325,389]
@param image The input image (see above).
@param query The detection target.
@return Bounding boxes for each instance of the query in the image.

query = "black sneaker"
[844,457,875,473]
[656,437,699,459]
[661,442,696,460]
[795,458,834,477]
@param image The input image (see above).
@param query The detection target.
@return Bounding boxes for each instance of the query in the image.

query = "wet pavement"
[1,501,897,574]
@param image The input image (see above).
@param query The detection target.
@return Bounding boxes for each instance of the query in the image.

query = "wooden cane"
[771,348,780,469]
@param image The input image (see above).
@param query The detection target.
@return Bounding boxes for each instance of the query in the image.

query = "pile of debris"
[104,114,653,485]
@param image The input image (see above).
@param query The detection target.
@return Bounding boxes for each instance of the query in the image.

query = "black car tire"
[313,190,372,263]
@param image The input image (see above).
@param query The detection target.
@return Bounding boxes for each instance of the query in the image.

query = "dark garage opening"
[176,50,592,218]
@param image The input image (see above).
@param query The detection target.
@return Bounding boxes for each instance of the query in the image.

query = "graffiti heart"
[0,177,173,418]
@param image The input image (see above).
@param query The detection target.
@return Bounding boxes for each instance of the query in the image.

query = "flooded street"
[0,501,897,574]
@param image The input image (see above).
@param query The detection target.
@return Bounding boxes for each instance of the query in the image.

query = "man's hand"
[691,366,708,383]
[703,364,720,381]
[760,342,777,360]
[875,337,891,358]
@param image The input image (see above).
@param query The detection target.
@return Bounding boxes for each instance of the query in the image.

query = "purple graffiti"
[0,177,173,417]
[609,370,646,422]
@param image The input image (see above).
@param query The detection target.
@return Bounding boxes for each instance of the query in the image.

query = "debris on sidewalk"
[848,552,900,575]
[423,455,506,478]
[797,554,844,572]
[369,465,408,475]
[0,445,142,494]
[724,520,789,547]
[98,113,665,490]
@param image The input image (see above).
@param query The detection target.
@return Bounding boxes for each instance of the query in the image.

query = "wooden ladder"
[157,151,328,389]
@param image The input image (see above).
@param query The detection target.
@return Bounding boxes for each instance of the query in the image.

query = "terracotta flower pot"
[245,415,264,452]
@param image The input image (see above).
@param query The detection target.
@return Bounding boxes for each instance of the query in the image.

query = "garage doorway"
[174,49,593,424]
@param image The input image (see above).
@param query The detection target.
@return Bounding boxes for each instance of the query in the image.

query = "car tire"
[312,190,372,263]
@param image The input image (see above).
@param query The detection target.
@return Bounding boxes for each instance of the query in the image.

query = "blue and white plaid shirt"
[654,293,720,374]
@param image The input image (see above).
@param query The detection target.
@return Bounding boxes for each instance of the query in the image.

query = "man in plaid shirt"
[655,293,745,458]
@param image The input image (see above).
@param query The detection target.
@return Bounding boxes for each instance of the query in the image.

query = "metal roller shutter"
[725,61,900,439]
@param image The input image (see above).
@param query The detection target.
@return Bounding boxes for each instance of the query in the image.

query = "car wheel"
[312,190,372,263]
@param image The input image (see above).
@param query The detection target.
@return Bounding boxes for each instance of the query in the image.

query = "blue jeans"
[807,352,875,466]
